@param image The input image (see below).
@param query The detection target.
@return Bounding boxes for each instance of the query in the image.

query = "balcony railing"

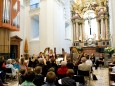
[30,3,39,9]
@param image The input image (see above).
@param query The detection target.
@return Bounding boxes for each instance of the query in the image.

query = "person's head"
[46,61,51,66]
[61,61,67,67]
[81,57,87,63]
[25,71,35,82]
[38,58,44,65]
[46,71,56,83]
[51,58,55,63]
[6,59,12,64]
[34,66,42,74]
[84,53,87,57]
[12,59,16,64]
[86,55,90,60]
[48,67,55,72]
[92,53,94,56]
[66,69,74,78]
[20,69,26,75]
[1,56,5,60]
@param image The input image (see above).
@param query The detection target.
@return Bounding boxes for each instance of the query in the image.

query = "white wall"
[32,0,72,54]
[39,0,48,52]
[11,0,72,56]
[109,0,115,47]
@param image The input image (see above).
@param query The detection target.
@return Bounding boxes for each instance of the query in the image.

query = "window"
[65,22,71,40]
[31,16,39,40]
[30,0,40,9]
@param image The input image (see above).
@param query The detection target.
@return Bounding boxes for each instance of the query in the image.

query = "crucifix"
[87,14,92,35]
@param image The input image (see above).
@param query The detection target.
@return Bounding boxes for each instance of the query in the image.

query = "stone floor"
[6,67,109,86]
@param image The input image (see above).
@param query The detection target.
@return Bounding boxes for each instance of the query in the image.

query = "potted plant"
[104,47,115,58]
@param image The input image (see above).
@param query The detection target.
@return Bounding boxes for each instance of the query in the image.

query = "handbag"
[92,74,98,80]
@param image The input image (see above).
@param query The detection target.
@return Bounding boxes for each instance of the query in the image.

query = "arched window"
[84,10,98,40]
[31,15,39,40]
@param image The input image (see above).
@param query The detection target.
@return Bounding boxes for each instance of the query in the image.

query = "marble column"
[76,22,79,41]
[101,17,104,40]
[97,20,100,40]
[82,22,85,42]
[79,24,82,41]
[105,17,109,40]
[103,19,106,40]
[73,23,76,41]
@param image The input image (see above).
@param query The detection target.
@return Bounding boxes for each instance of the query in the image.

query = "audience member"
[21,71,35,86]
[42,71,56,86]
[6,59,17,77]
[78,57,91,72]
[33,66,44,86]
[90,53,95,65]
[57,61,68,79]
[61,69,76,86]
[19,69,26,84]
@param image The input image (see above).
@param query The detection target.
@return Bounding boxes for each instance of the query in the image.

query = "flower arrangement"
[104,47,115,57]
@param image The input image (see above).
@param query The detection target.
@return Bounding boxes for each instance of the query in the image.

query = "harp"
[70,47,83,65]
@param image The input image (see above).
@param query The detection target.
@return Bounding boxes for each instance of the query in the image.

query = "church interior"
[0,0,115,86]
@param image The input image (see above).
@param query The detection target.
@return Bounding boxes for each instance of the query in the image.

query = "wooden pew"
[109,64,115,86]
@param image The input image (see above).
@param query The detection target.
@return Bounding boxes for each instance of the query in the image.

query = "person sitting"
[19,69,26,84]
[90,53,95,65]
[61,69,76,86]
[78,57,91,72]
[42,71,56,86]
[5,59,17,77]
[33,66,44,86]
[78,57,91,85]
[21,71,35,86]
[0,56,7,84]
[12,59,20,71]
[57,61,68,79]
[98,54,104,68]
[86,55,93,67]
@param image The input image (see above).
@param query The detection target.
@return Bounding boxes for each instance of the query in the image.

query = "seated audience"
[0,56,7,84]
[78,57,91,85]
[95,54,104,69]
[86,55,93,67]
[19,69,26,84]
[78,57,91,72]
[38,58,46,76]
[57,61,68,79]
[33,66,44,86]
[21,71,35,86]
[5,59,17,77]
[12,59,20,71]
[61,69,76,86]
[20,58,27,73]
[42,71,56,86]
[67,58,74,69]
[90,53,95,65]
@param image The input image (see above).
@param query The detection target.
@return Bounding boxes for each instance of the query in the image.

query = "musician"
[48,49,55,59]
[90,53,95,65]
